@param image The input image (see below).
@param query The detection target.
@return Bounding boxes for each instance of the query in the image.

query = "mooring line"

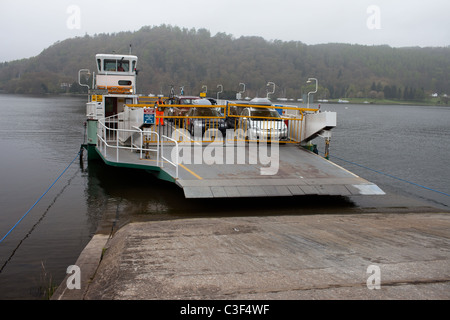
[0,150,82,244]
[328,154,450,197]
[0,168,81,273]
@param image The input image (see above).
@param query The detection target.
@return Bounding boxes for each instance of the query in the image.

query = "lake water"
[0,94,449,299]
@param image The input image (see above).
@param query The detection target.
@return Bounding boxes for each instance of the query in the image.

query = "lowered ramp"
[159,144,385,198]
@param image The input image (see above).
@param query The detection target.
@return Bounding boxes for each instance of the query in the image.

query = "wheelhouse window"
[103,59,130,72]
[117,59,129,72]
[96,54,137,74]
[104,60,116,72]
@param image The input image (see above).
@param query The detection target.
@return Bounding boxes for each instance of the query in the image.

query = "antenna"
[129,44,132,55]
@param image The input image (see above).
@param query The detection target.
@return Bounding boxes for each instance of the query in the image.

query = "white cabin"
[95,54,138,94]
[85,54,140,121]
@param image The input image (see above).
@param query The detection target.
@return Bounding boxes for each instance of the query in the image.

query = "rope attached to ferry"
[0,150,82,244]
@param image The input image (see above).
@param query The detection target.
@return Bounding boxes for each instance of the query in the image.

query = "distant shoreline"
[323,98,448,107]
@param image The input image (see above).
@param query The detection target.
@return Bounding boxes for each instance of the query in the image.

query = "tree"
[369,90,378,99]
[0,25,448,98]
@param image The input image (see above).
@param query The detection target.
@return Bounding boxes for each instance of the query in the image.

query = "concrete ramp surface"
[55,212,450,300]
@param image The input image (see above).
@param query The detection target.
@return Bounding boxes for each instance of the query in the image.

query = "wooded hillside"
[1,25,448,101]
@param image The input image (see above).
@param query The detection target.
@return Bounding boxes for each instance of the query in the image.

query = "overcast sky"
[1,0,449,62]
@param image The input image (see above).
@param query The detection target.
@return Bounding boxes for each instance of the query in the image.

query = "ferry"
[80,53,384,198]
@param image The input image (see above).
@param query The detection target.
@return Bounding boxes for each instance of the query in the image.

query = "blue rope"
[0,150,81,244]
[329,154,450,197]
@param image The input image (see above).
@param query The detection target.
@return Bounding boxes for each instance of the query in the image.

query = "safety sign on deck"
[143,107,155,124]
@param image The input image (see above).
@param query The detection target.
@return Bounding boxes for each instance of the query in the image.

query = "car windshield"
[180,98,198,104]
[250,109,280,118]
[192,108,221,117]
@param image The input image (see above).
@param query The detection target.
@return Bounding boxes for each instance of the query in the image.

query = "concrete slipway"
[52,193,450,301]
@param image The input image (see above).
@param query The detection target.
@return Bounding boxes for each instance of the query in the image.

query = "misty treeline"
[0,25,448,101]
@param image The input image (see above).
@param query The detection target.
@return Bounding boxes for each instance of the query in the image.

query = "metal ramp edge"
[177,178,384,198]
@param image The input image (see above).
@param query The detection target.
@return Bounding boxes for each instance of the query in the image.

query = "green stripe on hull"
[82,144,101,160]
[150,169,177,183]
[93,146,176,183]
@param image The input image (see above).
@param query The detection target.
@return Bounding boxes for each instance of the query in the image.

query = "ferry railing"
[97,114,160,166]
[124,103,319,145]
[137,127,160,167]
[226,103,317,144]
[126,103,227,144]
[160,135,179,179]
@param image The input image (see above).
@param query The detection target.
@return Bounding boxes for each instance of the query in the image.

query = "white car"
[239,107,288,141]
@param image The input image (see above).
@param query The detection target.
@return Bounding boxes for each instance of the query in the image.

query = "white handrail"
[142,127,160,167]
[97,115,159,165]
[161,135,179,179]
[132,126,144,159]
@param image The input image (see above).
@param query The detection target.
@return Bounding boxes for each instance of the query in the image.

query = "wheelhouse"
[96,54,137,74]
[95,54,138,94]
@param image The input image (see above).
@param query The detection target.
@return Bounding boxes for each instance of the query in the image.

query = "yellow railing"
[124,103,318,145]
[225,103,318,144]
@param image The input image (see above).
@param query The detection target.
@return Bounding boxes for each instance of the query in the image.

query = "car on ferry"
[165,96,202,121]
[239,106,288,141]
[186,99,227,137]
[205,97,217,105]
[225,97,273,129]
[225,100,249,129]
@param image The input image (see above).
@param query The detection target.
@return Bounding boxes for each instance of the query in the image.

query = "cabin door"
[105,97,117,117]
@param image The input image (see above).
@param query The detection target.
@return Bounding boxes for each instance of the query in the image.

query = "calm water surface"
[318,103,450,209]
[0,94,449,299]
